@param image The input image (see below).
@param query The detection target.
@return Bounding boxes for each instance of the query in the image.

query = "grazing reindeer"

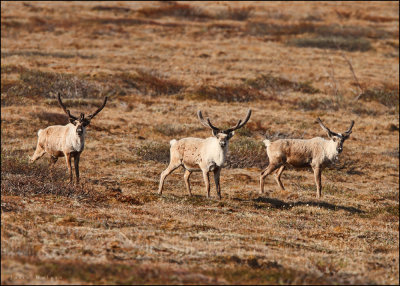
[158,109,252,199]
[260,118,354,198]
[30,93,108,183]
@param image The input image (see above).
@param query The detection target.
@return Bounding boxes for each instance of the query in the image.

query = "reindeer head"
[197,109,252,148]
[317,118,354,154]
[57,93,108,136]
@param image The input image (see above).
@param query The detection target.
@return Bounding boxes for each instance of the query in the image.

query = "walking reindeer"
[260,118,354,198]
[30,93,108,183]
[158,109,252,199]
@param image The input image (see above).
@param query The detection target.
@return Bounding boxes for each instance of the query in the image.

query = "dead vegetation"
[359,84,399,108]
[1,1,399,285]
[4,68,102,100]
[226,138,268,169]
[136,141,170,164]
[1,151,98,202]
[288,36,372,52]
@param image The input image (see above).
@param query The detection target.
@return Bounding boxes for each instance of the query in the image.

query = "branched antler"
[197,110,220,132]
[87,97,108,120]
[225,109,252,133]
[57,93,78,120]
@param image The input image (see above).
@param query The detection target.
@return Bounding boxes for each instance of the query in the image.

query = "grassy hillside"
[1,1,399,284]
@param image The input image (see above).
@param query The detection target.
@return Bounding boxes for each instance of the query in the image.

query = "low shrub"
[1,151,103,203]
[226,138,268,169]
[6,69,102,99]
[138,2,211,20]
[245,74,319,94]
[296,97,337,111]
[288,36,372,52]
[1,51,94,59]
[91,5,131,13]
[245,22,391,39]
[34,111,69,125]
[192,84,261,102]
[97,70,185,97]
[136,142,170,164]
[360,84,399,107]
[216,6,254,21]
[153,124,188,137]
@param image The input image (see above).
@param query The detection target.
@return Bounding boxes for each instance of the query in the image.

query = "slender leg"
[49,156,58,178]
[30,145,46,163]
[274,165,285,191]
[74,153,81,184]
[213,167,222,200]
[312,165,322,198]
[260,163,280,194]
[158,161,181,195]
[202,170,210,198]
[183,169,192,196]
[65,153,72,183]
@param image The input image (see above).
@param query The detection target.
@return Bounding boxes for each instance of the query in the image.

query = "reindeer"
[29,93,108,183]
[158,109,252,199]
[260,118,354,198]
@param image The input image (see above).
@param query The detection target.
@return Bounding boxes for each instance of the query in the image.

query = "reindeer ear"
[228,131,235,139]
[69,118,76,125]
[212,129,219,136]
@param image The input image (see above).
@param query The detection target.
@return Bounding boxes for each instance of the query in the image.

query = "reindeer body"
[36,123,86,156]
[30,94,107,183]
[264,137,338,168]
[260,118,354,198]
[170,136,228,172]
[158,110,251,199]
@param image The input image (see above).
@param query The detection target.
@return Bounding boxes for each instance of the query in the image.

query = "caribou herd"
[30,94,354,199]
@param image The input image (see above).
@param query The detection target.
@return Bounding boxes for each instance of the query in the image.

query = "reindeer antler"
[57,93,78,120]
[87,97,108,120]
[225,109,252,133]
[317,117,341,137]
[197,110,220,132]
[343,120,354,136]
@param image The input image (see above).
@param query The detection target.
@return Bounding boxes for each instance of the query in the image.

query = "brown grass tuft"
[1,152,101,203]
[191,84,261,102]
[245,22,392,39]
[245,74,319,94]
[288,36,372,52]
[5,68,102,100]
[136,141,171,164]
[33,111,69,126]
[91,5,131,13]
[226,138,268,169]
[1,50,95,59]
[360,84,399,108]
[138,2,211,21]
[215,6,254,21]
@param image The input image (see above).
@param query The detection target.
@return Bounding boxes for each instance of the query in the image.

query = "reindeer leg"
[158,162,181,195]
[65,153,73,183]
[274,165,285,191]
[183,169,192,196]
[260,163,280,195]
[74,153,81,184]
[213,167,222,200]
[312,165,322,198]
[202,170,210,198]
[30,144,46,163]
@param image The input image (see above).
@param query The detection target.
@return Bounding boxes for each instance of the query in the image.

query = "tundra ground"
[1,1,399,284]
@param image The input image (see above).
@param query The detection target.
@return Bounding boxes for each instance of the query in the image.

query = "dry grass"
[1,1,399,285]
[4,68,102,100]
[360,84,399,108]
[288,36,372,52]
